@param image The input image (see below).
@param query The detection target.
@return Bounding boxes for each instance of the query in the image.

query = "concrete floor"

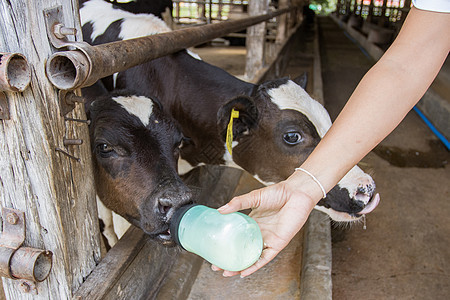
[318,17,450,299]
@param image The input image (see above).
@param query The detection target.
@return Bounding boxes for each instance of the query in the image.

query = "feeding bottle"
[170,204,263,272]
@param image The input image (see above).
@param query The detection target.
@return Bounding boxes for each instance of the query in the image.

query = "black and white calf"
[83,82,192,246]
[80,0,380,222]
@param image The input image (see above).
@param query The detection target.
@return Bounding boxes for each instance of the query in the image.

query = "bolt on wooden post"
[0,0,101,299]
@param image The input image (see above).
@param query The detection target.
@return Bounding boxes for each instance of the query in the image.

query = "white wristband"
[295,167,327,199]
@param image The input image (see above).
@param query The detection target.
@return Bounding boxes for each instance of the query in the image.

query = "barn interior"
[0,0,448,299]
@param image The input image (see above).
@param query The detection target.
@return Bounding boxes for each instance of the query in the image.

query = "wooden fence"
[0,0,301,298]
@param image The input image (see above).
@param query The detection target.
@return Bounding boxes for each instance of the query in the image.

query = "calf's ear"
[217,96,259,141]
[293,72,308,90]
[81,81,109,114]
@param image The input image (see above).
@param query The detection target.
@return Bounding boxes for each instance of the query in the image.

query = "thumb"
[218,189,262,214]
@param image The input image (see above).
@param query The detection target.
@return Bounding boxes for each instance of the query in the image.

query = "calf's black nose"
[156,188,193,221]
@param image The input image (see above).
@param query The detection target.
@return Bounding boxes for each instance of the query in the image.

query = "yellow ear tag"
[226,108,240,156]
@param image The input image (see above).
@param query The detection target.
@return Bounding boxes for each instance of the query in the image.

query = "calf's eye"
[96,143,115,157]
[283,132,302,145]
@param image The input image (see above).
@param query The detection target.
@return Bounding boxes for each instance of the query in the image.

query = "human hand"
[215,172,321,277]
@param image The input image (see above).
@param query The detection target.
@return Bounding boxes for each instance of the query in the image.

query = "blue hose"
[413,106,450,151]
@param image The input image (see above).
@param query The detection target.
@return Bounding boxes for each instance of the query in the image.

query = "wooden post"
[175,1,181,22]
[208,0,213,24]
[275,0,289,44]
[199,1,206,22]
[0,0,101,299]
[245,0,269,81]
[217,0,223,20]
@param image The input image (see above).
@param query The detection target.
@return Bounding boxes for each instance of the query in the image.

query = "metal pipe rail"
[173,0,249,6]
[0,53,31,92]
[45,7,292,90]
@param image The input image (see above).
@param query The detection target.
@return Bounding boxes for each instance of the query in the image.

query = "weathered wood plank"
[275,0,289,44]
[245,0,268,81]
[254,22,302,84]
[73,226,147,299]
[312,21,324,104]
[103,237,179,300]
[154,251,203,300]
[0,0,101,298]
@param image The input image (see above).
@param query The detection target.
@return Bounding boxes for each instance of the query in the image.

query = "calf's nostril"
[357,183,375,197]
[159,204,171,215]
[156,191,194,220]
[158,198,173,216]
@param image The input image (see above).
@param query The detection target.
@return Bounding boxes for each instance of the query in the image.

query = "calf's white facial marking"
[338,166,375,206]
[81,0,170,41]
[112,95,154,126]
[269,80,332,138]
[314,205,360,222]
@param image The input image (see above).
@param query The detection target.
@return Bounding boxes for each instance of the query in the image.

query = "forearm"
[300,62,422,191]
[295,7,449,198]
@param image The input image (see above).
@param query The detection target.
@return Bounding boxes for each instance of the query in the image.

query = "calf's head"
[217,77,379,221]
[86,89,192,245]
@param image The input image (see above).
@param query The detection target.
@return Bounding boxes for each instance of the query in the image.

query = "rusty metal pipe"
[0,53,31,92]
[46,8,292,90]
[10,247,53,282]
[45,49,91,91]
[0,208,52,282]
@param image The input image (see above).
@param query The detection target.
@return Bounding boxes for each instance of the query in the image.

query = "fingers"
[218,189,261,214]
[210,247,279,278]
[222,270,241,277]
[239,248,278,278]
[210,265,244,277]
[211,265,221,271]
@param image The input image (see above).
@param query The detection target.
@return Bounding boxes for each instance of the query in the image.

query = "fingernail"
[217,204,229,212]
[211,265,220,271]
